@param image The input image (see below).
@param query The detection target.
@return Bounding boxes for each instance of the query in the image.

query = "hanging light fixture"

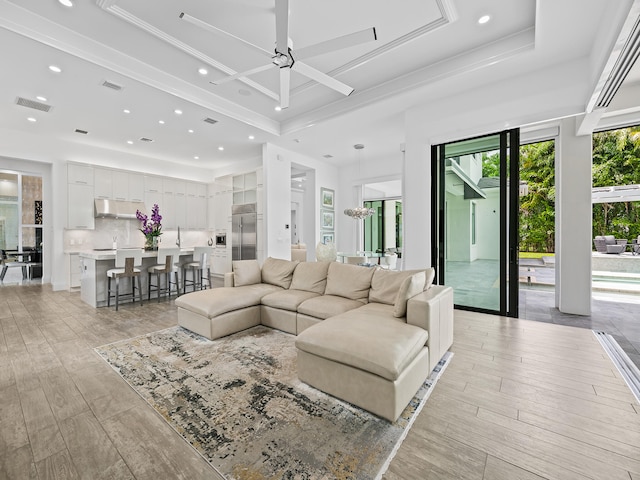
[344,144,375,219]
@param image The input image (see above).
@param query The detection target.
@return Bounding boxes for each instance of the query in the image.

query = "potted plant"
[136,204,162,250]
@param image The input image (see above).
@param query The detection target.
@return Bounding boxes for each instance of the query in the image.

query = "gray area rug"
[95,325,451,479]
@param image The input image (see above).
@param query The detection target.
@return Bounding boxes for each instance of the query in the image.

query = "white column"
[403,119,431,270]
[262,144,292,261]
[555,116,592,315]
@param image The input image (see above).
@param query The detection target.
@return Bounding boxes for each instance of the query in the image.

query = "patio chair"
[594,235,626,254]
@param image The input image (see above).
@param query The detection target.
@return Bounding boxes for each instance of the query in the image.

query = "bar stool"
[182,246,213,294]
[148,247,180,302]
[107,249,143,311]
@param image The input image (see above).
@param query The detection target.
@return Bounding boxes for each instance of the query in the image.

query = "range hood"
[94,198,145,219]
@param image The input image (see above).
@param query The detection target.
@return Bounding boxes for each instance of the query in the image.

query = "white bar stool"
[182,246,213,294]
[107,249,143,311]
[148,247,180,302]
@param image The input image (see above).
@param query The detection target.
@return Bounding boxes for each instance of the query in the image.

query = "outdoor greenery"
[593,127,640,240]
[481,126,640,254]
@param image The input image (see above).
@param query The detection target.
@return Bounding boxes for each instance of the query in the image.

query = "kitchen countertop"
[78,247,195,261]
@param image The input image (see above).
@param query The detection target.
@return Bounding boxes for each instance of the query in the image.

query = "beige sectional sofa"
[175,257,454,421]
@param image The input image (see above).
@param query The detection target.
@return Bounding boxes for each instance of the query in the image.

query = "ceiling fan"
[180,0,377,109]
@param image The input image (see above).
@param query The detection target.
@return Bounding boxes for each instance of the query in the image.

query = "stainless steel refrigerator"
[231,203,257,261]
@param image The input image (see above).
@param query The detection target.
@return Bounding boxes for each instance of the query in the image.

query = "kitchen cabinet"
[144,175,162,193]
[94,168,112,199]
[68,163,94,185]
[69,253,81,288]
[68,183,95,229]
[112,171,129,200]
[129,174,144,202]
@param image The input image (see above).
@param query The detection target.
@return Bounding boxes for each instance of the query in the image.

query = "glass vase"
[144,235,159,251]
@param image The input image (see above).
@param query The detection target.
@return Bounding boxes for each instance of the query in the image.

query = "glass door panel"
[432,130,519,317]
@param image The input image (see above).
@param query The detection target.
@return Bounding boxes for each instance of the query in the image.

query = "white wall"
[262,143,338,261]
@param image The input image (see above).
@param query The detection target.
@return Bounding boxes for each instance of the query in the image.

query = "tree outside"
[481,126,640,255]
[593,126,640,241]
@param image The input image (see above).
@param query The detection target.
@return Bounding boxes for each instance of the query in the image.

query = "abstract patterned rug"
[95,325,451,479]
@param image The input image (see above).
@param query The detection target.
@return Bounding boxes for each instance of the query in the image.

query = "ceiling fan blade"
[180,12,272,58]
[293,62,354,96]
[211,63,275,85]
[274,0,289,53]
[279,68,290,109]
[296,27,377,60]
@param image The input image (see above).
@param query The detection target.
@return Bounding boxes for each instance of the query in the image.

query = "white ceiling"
[0,0,639,171]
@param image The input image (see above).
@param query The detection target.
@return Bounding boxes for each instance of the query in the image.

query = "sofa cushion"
[296,313,428,381]
[289,261,330,294]
[261,257,298,289]
[324,262,375,303]
[393,271,427,318]
[261,289,320,312]
[297,295,364,319]
[233,260,262,286]
[175,284,282,318]
[369,269,422,305]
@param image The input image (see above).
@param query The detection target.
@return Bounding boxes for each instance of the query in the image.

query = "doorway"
[0,170,44,284]
[431,129,520,316]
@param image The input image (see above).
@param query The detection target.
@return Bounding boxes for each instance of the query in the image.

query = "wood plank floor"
[0,285,638,480]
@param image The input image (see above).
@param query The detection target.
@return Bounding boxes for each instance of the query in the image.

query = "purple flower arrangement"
[136,203,162,238]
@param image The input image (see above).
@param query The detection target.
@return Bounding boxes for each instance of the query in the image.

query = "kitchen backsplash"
[64,218,213,251]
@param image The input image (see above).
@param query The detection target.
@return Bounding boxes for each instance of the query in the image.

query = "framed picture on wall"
[321,209,334,229]
[321,231,334,244]
[321,188,334,209]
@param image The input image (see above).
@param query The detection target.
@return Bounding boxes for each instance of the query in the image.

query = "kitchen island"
[78,248,195,307]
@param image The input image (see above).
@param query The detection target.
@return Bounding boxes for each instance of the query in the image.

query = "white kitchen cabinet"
[129,173,145,202]
[68,163,94,185]
[162,178,175,194]
[112,171,129,200]
[94,168,112,199]
[69,253,81,288]
[174,193,186,228]
[162,192,176,229]
[144,190,162,218]
[144,175,162,193]
[68,183,95,229]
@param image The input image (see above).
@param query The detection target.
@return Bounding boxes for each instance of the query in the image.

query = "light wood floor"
[1,285,638,480]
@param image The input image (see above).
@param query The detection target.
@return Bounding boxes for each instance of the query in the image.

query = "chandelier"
[344,143,375,219]
[344,206,375,219]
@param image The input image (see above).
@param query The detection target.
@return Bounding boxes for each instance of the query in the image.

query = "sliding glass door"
[432,129,519,316]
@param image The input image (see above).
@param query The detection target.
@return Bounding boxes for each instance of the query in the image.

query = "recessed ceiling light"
[198,67,208,75]
[159,120,165,124]
[194,156,199,160]
[248,135,255,140]
[48,65,62,73]
[174,109,183,115]
[123,109,130,114]
[27,117,37,122]
[218,146,224,151]
[275,106,282,111]
[36,96,47,102]
[478,14,491,24]
[238,89,251,96]
[58,0,73,6]
[188,129,194,133]
[127,140,134,145]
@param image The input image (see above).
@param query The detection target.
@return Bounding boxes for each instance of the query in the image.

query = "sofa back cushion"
[369,269,419,305]
[261,257,299,289]
[290,261,330,294]
[393,270,428,318]
[325,262,375,303]
[232,259,262,287]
